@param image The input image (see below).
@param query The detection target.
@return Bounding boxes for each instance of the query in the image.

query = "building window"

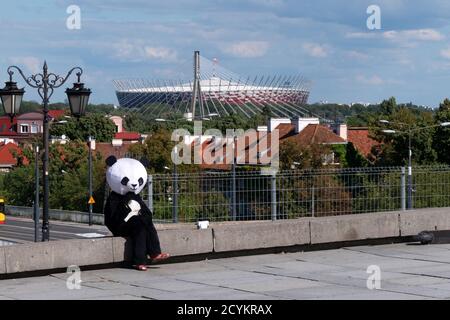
[20,124,29,133]
[322,152,340,165]
[31,124,38,133]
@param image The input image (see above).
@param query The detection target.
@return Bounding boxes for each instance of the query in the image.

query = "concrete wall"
[310,212,400,244]
[399,207,450,236]
[0,247,6,274]
[213,218,310,252]
[1,207,450,275]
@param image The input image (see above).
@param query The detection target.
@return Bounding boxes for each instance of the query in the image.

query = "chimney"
[268,118,291,132]
[336,124,348,140]
[294,117,320,133]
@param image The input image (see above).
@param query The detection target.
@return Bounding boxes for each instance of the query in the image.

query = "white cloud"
[440,47,450,59]
[356,75,384,86]
[114,40,140,61]
[346,29,444,44]
[302,42,328,58]
[345,32,378,39]
[383,29,444,41]
[346,50,370,60]
[144,47,177,61]
[223,41,270,58]
[248,0,284,7]
[9,56,41,73]
[112,40,177,62]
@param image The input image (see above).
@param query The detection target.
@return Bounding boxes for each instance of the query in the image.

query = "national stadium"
[113,51,312,120]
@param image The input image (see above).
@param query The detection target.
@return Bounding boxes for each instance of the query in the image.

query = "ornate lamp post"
[0,61,91,241]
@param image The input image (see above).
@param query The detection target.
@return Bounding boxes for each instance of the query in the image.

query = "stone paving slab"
[2,242,450,299]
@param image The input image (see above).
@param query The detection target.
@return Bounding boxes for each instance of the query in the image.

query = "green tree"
[128,128,174,173]
[380,97,397,116]
[370,105,436,166]
[279,140,332,170]
[3,165,36,206]
[50,113,116,142]
[433,98,450,164]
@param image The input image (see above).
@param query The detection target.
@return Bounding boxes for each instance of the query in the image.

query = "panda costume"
[103,156,169,270]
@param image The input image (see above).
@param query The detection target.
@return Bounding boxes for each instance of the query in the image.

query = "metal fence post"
[401,167,406,211]
[311,186,315,217]
[231,161,237,221]
[271,172,277,221]
[147,174,153,213]
[172,167,178,223]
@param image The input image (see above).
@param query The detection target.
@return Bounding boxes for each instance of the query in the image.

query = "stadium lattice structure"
[113,52,320,120]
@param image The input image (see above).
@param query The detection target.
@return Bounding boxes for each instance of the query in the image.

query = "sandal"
[149,253,170,262]
[133,264,148,271]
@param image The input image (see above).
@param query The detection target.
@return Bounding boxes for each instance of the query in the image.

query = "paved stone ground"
[2,242,450,300]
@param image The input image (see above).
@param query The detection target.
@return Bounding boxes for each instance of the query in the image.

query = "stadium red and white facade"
[113,54,311,119]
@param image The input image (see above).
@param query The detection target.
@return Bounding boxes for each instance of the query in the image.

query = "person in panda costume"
[103,156,169,271]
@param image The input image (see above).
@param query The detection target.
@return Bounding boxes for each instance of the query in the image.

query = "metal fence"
[143,166,450,223]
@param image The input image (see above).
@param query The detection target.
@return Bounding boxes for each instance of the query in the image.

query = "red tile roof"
[276,123,296,139]
[0,116,16,134]
[347,128,379,157]
[0,143,29,166]
[285,124,346,145]
[15,110,65,120]
[48,109,65,119]
[114,132,141,140]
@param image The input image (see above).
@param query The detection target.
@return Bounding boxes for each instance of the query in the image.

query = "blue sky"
[2,0,450,107]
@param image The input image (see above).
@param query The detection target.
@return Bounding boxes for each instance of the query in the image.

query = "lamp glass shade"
[0,81,24,118]
[66,82,91,117]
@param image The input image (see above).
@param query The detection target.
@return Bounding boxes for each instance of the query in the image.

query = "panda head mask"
[106,156,147,195]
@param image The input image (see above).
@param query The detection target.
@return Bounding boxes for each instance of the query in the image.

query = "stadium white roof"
[117,76,303,93]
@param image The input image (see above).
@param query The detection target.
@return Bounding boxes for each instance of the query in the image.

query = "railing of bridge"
[144,166,450,223]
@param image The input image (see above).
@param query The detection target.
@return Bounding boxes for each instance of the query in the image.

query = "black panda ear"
[106,155,117,167]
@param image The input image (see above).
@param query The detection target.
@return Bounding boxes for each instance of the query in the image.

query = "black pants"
[118,215,161,265]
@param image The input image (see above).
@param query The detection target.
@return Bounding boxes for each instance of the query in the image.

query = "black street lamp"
[0,61,91,241]
[0,79,24,120]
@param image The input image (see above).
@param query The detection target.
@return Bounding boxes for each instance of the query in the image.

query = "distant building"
[16,110,65,134]
[94,142,135,160]
[114,131,141,143]
[189,117,347,171]
[0,110,66,145]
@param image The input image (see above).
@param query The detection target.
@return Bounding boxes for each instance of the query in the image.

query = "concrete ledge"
[0,247,5,274]
[2,208,450,275]
[213,218,311,252]
[159,227,214,256]
[399,207,450,236]
[4,238,114,274]
[310,212,400,244]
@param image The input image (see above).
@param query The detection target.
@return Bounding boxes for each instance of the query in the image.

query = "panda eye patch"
[138,177,144,186]
[121,177,129,186]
